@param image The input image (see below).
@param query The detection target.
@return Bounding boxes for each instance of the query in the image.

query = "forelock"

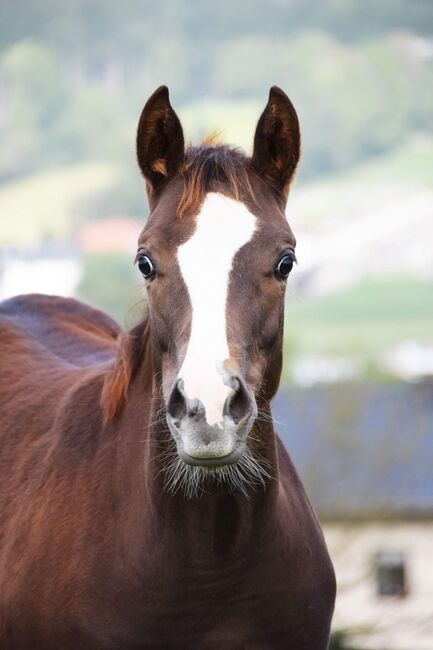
[178,145,256,217]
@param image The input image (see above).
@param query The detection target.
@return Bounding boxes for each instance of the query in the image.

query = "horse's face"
[136,86,299,473]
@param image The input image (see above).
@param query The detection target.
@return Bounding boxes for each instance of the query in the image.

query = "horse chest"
[99,534,334,649]
[88,500,333,648]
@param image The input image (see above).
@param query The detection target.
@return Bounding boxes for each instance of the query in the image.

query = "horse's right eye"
[138,255,156,279]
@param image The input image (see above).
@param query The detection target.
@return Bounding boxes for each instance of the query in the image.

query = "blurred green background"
[1,0,432,387]
[1,3,433,648]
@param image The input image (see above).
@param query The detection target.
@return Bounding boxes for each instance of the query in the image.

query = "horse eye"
[275,254,295,280]
[138,254,155,279]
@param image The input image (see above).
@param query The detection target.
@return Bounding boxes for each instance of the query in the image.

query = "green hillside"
[0,163,116,246]
[284,278,433,372]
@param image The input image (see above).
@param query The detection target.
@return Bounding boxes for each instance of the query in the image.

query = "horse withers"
[0,86,335,649]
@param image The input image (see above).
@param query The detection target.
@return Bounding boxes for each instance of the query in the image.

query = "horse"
[0,86,335,649]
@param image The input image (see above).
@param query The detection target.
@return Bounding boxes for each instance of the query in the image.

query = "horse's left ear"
[251,86,300,202]
[136,85,184,195]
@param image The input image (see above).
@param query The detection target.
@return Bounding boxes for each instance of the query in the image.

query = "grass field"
[341,136,433,187]
[1,133,432,385]
[0,162,116,246]
[1,133,432,245]
[283,278,433,373]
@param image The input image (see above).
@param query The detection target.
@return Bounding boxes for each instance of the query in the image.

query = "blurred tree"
[0,0,432,185]
[0,39,68,176]
[77,253,144,326]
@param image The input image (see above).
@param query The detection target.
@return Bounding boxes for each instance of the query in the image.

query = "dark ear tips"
[155,85,169,98]
[269,85,287,100]
[146,85,170,105]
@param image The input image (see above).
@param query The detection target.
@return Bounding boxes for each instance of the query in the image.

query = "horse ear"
[251,86,300,201]
[136,85,184,194]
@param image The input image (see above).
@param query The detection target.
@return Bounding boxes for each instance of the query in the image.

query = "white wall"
[324,521,433,649]
[0,257,82,301]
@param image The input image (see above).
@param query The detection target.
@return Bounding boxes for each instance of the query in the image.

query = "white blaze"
[177,192,256,425]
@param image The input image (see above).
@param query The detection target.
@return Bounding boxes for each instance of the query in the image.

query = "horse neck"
[142,414,280,563]
[112,320,281,560]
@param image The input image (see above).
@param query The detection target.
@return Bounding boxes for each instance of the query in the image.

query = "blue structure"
[272,381,433,518]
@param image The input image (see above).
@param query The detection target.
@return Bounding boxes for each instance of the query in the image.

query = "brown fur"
[201,130,223,146]
[101,319,150,422]
[150,159,168,176]
[178,145,256,217]
[0,86,335,649]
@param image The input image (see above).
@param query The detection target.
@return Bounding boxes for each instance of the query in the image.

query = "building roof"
[77,217,141,254]
[272,381,433,519]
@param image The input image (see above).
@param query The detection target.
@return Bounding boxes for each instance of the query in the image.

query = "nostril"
[188,399,199,418]
[187,398,206,420]
[167,382,206,423]
[167,379,188,421]
[224,375,252,425]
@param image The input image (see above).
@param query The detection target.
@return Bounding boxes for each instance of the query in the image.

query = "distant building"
[0,216,142,301]
[273,382,433,650]
[77,217,141,254]
[0,245,81,300]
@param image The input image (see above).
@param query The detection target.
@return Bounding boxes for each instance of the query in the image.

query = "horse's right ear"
[136,86,184,195]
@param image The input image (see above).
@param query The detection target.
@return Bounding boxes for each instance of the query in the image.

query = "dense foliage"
[1,0,432,197]
[1,1,432,369]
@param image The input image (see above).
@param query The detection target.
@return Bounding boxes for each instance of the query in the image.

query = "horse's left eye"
[275,254,295,280]
[138,255,156,279]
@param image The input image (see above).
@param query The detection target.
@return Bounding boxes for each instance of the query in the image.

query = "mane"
[178,144,256,217]
[101,317,150,423]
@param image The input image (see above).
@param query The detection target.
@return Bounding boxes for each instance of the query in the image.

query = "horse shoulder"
[0,295,117,534]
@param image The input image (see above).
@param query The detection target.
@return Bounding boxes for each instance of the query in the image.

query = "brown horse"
[0,86,335,649]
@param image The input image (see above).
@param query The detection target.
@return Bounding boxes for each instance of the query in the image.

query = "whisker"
[161,446,274,499]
